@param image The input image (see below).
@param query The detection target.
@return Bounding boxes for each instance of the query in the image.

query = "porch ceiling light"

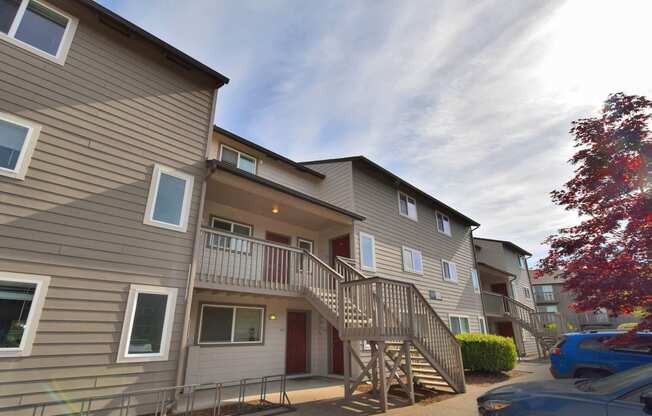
[271,206,280,214]
[269,314,278,320]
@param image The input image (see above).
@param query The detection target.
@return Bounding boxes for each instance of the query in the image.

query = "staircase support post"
[403,341,415,404]
[343,340,352,400]
[377,341,387,412]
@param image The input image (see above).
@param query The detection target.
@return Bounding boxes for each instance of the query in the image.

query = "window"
[510,281,518,299]
[518,255,527,269]
[449,315,470,335]
[0,0,78,64]
[435,211,451,236]
[478,316,487,334]
[219,144,257,174]
[441,260,457,282]
[0,112,41,180]
[198,304,264,344]
[144,164,195,232]
[534,285,555,302]
[209,216,253,252]
[0,272,49,357]
[536,305,558,313]
[359,232,376,272]
[402,246,423,274]
[523,286,531,299]
[471,268,480,293]
[578,337,610,352]
[117,285,177,363]
[297,238,314,271]
[398,191,417,221]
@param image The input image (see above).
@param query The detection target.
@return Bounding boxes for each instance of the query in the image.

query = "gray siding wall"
[349,163,484,333]
[306,161,355,212]
[0,0,217,407]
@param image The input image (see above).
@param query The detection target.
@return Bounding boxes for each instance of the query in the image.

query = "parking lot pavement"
[291,358,552,416]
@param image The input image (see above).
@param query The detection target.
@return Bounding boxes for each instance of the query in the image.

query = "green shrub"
[456,333,517,373]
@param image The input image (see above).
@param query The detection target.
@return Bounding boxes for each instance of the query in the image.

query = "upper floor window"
[536,305,558,313]
[398,191,417,221]
[0,0,78,64]
[441,259,458,282]
[209,216,253,252]
[471,268,480,294]
[359,232,376,272]
[144,164,194,232]
[220,144,257,174]
[0,272,50,357]
[402,246,423,274]
[523,286,531,299]
[0,112,40,180]
[518,255,527,269]
[435,211,451,236]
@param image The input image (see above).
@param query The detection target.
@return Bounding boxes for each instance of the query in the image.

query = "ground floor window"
[449,315,470,335]
[0,272,49,357]
[117,285,177,363]
[478,316,487,334]
[198,304,264,344]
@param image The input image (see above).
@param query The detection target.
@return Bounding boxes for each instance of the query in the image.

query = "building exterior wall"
[308,161,356,212]
[0,0,218,407]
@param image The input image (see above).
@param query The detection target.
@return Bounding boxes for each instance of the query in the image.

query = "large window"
[0,112,41,180]
[359,232,376,272]
[441,259,458,282]
[398,191,417,221]
[470,268,480,293]
[117,285,177,363]
[209,216,253,251]
[198,304,264,345]
[0,0,78,64]
[220,144,257,174]
[435,211,451,236]
[144,164,195,232]
[0,272,49,357]
[402,246,423,274]
[449,315,470,335]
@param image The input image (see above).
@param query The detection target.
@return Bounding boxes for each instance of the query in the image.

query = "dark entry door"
[496,321,515,339]
[286,311,308,374]
[265,232,291,284]
[491,283,509,296]
[330,235,350,266]
[331,326,344,375]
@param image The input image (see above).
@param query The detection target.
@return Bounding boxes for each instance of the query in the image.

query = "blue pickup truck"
[550,331,652,379]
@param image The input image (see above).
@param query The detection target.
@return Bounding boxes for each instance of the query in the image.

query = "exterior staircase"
[297,252,465,410]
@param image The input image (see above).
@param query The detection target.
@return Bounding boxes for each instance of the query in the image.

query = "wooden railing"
[196,228,306,292]
[334,256,368,282]
[340,277,465,393]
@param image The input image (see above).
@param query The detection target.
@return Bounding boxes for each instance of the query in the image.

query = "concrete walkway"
[288,358,552,415]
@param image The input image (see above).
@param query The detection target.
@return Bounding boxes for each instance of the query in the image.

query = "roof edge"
[474,237,532,256]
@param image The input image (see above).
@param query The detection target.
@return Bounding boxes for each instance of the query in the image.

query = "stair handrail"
[334,256,368,281]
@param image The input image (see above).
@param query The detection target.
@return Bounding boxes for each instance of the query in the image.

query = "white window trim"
[0,112,41,180]
[401,246,423,274]
[197,304,265,345]
[297,238,314,253]
[0,272,50,357]
[441,259,458,283]
[117,285,177,363]
[210,216,253,236]
[518,256,527,269]
[0,0,78,65]
[471,268,480,294]
[478,316,487,334]
[143,164,195,232]
[397,191,418,221]
[359,232,376,272]
[219,144,257,174]
[523,286,531,299]
[435,211,452,237]
[449,314,470,334]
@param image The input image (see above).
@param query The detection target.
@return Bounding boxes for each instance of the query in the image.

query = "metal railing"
[0,375,292,416]
[578,311,611,326]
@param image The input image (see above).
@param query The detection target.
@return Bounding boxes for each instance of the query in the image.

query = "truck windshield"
[579,364,652,393]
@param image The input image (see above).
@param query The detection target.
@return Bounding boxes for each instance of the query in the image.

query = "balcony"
[578,311,611,327]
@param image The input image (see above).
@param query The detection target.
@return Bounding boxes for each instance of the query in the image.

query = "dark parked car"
[477,363,652,415]
[550,331,652,379]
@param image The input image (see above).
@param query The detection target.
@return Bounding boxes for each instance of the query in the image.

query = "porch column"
[343,340,352,400]
[377,341,387,412]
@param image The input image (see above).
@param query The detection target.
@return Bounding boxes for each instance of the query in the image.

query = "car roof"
[565,330,651,337]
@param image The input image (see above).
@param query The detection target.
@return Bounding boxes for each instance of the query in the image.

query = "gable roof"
[77,0,229,86]
[474,237,531,256]
[214,126,325,179]
[301,156,480,227]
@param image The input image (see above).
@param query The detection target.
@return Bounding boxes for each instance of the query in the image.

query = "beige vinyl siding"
[306,161,355,212]
[350,163,484,332]
[0,0,218,408]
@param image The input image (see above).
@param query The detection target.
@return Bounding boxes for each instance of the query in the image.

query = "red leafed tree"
[539,93,652,330]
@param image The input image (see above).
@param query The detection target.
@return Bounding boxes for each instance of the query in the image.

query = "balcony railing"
[578,311,611,326]
[195,228,308,292]
[534,291,556,303]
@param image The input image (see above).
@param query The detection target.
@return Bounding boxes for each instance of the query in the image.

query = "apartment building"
[473,238,539,356]
[0,0,228,410]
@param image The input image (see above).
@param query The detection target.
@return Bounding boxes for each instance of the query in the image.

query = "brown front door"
[265,232,291,284]
[491,283,509,296]
[330,235,350,266]
[331,326,344,375]
[286,311,308,374]
[496,321,515,340]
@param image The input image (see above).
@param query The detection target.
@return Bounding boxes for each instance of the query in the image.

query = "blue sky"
[98,0,652,263]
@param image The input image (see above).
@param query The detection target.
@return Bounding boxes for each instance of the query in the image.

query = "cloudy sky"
[99,0,652,263]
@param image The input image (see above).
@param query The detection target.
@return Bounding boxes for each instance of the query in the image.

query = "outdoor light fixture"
[271,206,279,214]
[269,314,278,320]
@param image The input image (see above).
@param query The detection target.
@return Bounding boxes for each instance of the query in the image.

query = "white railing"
[578,311,611,326]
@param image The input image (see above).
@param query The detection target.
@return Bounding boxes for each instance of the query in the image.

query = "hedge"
[456,333,517,373]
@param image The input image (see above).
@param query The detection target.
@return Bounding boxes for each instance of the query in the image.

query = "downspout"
[175,87,220,388]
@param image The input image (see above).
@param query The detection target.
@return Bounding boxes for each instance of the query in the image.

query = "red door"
[496,321,515,339]
[265,232,291,284]
[331,326,344,375]
[491,283,509,296]
[286,312,308,374]
[330,235,350,266]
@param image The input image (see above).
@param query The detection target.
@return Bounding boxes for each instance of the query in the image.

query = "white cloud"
[100,0,652,263]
